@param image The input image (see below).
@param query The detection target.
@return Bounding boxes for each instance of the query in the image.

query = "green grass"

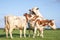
[0,29,60,40]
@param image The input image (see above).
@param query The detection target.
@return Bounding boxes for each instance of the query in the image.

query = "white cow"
[4,13,32,39]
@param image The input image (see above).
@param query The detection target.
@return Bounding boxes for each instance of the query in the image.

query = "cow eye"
[29,9,31,11]
[36,8,39,10]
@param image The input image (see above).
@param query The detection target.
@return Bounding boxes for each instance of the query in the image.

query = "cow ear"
[29,9,31,11]
[50,19,54,22]
[51,19,54,21]
[24,13,27,16]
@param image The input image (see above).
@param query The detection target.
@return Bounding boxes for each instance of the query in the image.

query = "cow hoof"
[37,34,39,36]
[24,36,26,38]
[41,37,44,38]
[6,37,8,38]
[11,37,13,39]
[20,36,22,38]
[33,36,35,38]
[29,35,30,37]
[40,35,44,38]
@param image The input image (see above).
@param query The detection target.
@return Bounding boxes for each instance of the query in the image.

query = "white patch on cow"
[32,7,43,18]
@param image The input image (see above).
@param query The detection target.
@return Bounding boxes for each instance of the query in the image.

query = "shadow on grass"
[0,34,6,38]
[0,33,32,38]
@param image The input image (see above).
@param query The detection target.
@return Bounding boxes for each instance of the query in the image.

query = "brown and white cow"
[4,13,32,39]
[33,19,56,38]
[28,7,56,38]
[28,15,56,38]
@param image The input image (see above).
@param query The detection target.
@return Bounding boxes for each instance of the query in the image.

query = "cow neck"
[24,13,31,22]
[30,15,39,22]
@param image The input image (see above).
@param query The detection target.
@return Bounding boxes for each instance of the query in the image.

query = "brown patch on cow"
[30,15,39,21]
[50,22,54,26]
[19,27,23,30]
[49,20,54,26]
[35,19,53,26]
[24,13,32,22]
[35,19,42,25]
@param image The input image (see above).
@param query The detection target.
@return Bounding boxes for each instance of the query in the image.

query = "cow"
[4,13,32,39]
[28,15,56,38]
[28,7,56,38]
[33,19,56,38]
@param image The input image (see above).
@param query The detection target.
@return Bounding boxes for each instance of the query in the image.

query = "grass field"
[0,29,60,40]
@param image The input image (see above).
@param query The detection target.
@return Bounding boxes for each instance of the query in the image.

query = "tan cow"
[4,13,32,39]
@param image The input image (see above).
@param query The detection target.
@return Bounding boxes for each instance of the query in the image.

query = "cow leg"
[28,26,31,37]
[9,28,13,39]
[28,28,30,37]
[24,27,26,38]
[33,27,37,38]
[5,28,9,38]
[39,27,44,38]
[40,30,43,38]
[20,30,22,38]
[28,22,31,37]
[37,30,40,36]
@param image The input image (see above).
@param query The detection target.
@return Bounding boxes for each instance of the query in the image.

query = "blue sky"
[0,0,60,28]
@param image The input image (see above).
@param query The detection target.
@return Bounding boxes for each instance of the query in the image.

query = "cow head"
[48,20,56,30]
[29,15,39,22]
[29,7,40,16]
[24,13,32,22]
[29,9,36,15]
[31,7,40,16]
